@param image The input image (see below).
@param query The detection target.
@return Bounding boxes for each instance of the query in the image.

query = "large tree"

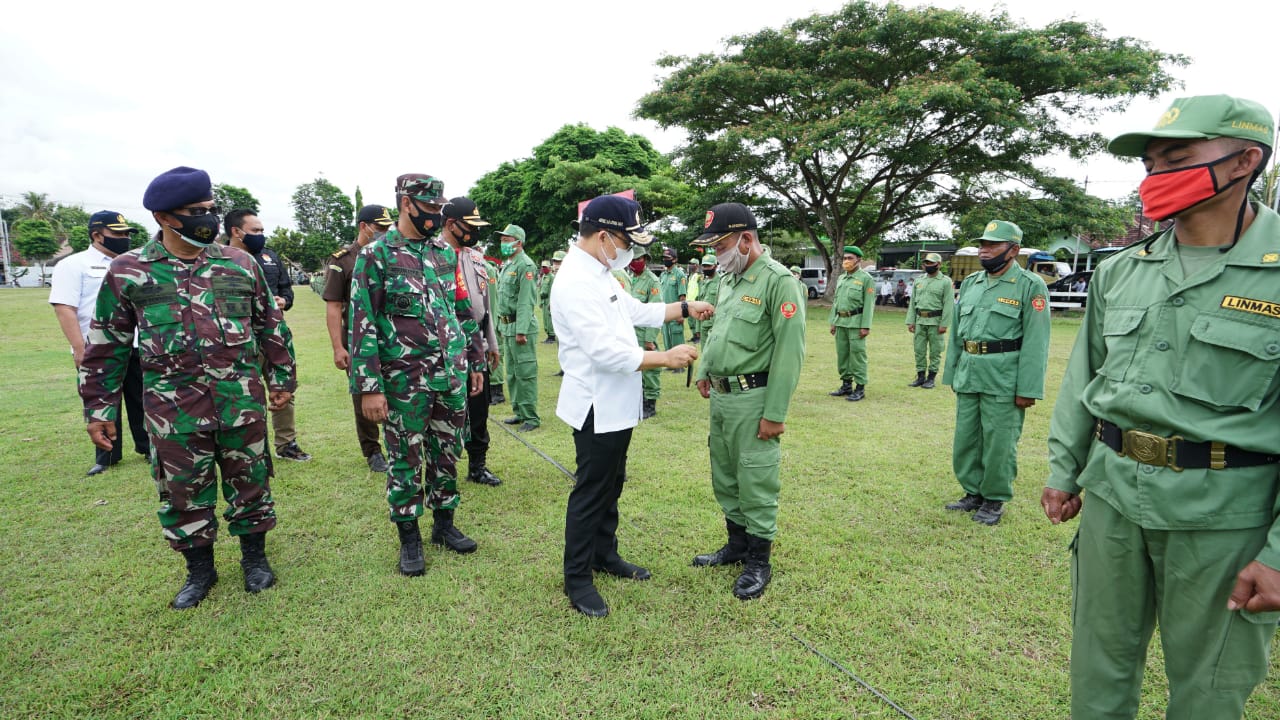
[469,124,694,258]
[952,174,1133,246]
[291,178,355,247]
[12,219,59,279]
[214,183,260,214]
[267,227,336,273]
[636,1,1183,284]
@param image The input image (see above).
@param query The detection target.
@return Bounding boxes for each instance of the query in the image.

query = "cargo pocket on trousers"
[739,444,782,498]
[1212,607,1280,689]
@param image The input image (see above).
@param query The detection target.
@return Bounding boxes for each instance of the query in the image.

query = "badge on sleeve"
[780,301,797,319]
[1031,296,1046,312]
[525,271,534,280]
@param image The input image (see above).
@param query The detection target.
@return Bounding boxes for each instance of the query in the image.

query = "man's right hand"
[907,324,915,333]
[333,347,350,370]
[1041,487,1082,525]
[361,393,389,423]
[87,420,116,451]
[665,344,699,368]
[696,379,710,399]
[644,342,657,351]
[829,325,836,336]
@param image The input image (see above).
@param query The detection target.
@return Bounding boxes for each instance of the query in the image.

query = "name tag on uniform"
[1222,295,1280,318]
[610,295,617,303]
[997,297,1021,307]
[741,296,761,305]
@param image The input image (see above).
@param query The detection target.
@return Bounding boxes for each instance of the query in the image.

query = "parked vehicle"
[949,247,1070,284]
[799,267,827,298]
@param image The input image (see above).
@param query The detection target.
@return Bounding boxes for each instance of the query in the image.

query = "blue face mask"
[242,233,267,254]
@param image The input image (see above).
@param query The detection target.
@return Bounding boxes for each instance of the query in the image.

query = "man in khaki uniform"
[1044,94,1280,720]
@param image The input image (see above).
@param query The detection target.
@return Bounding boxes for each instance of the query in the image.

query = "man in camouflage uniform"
[659,246,688,365]
[828,246,876,401]
[905,252,955,389]
[439,197,503,487]
[697,254,721,343]
[626,247,663,418]
[79,166,295,610]
[348,174,487,575]
[495,224,540,431]
[323,204,393,473]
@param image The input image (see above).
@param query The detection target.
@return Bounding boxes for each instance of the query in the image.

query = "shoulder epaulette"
[330,248,349,260]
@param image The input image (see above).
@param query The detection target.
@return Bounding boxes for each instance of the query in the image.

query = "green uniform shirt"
[942,263,1050,398]
[829,268,876,329]
[659,266,687,303]
[906,272,956,327]
[629,269,662,345]
[699,272,722,336]
[697,255,807,423]
[78,240,296,434]
[539,270,555,303]
[1048,204,1280,568]
[496,251,539,336]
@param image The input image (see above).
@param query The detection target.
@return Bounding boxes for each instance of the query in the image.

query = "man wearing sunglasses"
[348,175,487,575]
[440,197,503,488]
[79,166,295,609]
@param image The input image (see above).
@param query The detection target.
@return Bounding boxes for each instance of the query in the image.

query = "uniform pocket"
[138,303,186,357]
[1097,307,1146,382]
[1212,607,1280,689]
[1174,313,1280,410]
[728,302,766,349]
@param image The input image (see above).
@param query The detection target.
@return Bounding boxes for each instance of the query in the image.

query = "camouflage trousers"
[154,422,276,551]
[383,381,467,522]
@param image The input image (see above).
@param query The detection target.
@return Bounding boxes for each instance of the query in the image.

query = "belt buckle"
[736,374,750,391]
[964,340,978,354]
[1122,430,1183,472]
[712,377,729,394]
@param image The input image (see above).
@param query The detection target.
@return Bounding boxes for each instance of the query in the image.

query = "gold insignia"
[985,222,997,232]
[1263,253,1279,263]
[741,295,762,305]
[116,214,125,224]
[1155,107,1181,129]
[1221,295,1280,318]
[997,297,1021,307]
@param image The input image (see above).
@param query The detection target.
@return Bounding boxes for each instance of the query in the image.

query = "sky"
[1,0,1275,235]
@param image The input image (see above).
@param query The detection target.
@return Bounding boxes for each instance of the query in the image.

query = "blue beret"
[143,166,213,212]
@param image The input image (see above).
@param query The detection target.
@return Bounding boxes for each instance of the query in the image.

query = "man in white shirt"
[50,211,150,476]
[551,195,714,618]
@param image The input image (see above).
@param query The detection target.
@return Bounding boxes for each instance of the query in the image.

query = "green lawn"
[1,287,1276,719]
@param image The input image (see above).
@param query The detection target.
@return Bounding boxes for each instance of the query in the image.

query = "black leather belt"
[962,338,1022,354]
[1094,418,1280,471]
[917,309,942,318]
[836,310,862,318]
[498,314,515,323]
[708,372,769,394]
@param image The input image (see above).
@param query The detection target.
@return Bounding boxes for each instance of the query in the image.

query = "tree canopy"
[469,124,694,259]
[12,219,59,272]
[214,183,260,214]
[636,1,1184,278]
[292,178,355,246]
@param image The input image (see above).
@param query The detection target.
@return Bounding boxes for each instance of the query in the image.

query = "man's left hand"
[859,328,870,339]
[274,296,286,310]
[269,390,293,411]
[757,419,785,440]
[937,326,947,335]
[1228,561,1280,613]
[516,333,528,345]
[1014,396,1036,409]
[468,371,485,397]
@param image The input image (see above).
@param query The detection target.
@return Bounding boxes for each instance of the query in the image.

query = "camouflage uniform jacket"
[79,239,296,435]
[348,228,483,396]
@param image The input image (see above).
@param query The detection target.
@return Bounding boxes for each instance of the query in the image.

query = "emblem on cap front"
[1156,108,1181,129]
[985,222,997,232]
[704,211,714,229]
[116,214,125,224]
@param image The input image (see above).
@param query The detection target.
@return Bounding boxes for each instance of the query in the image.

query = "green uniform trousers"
[502,332,540,426]
[708,388,781,540]
[951,392,1024,502]
[492,333,506,391]
[154,422,276,550]
[1070,494,1278,719]
[912,325,945,373]
[688,317,700,338]
[383,376,465,521]
[662,320,685,351]
[541,306,555,339]
[635,331,661,401]
[834,326,868,385]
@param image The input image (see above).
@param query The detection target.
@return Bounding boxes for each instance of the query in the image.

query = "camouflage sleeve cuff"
[85,406,118,424]
[351,375,384,394]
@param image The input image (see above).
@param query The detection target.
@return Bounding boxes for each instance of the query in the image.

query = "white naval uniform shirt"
[48,246,114,341]
[551,244,665,433]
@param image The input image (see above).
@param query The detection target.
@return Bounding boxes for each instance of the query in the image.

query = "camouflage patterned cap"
[395,174,446,203]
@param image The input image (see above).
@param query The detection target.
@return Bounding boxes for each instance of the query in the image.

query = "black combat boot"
[908,371,926,387]
[921,371,937,389]
[847,384,866,401]
[466,458,502,486]
[642,399,657,419]
[171,544,218,610]
[829,381,852,397]
[692,519,749,567]
[973,500,1005,526]
[239,533,276,593]
[489,386,505,405]
[733,535,773,600]
[431,508,478,554]
[396,519,426,576]
[945,493,984,512]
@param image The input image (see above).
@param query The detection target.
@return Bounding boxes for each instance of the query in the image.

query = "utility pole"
[0,215,11,287]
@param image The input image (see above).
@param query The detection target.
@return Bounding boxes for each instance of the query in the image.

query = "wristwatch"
[681,301,689,318]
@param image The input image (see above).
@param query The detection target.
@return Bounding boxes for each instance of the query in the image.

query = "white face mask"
[597,233,634,271]
[715,237,750,275]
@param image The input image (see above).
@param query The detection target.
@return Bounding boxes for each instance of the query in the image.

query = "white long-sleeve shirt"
[551,244,665,433]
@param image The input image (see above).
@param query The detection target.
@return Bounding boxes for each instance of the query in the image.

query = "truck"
[948,247,1071,285]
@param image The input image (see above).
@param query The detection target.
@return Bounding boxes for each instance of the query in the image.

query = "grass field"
[1,286,1276,719]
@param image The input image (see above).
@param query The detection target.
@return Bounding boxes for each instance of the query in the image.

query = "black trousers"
[564,408,632,595]
[464,370,491,466]
[95,350,150,466]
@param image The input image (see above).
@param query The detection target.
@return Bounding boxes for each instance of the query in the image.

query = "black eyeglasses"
[176,205,221,217]
[607,231,634,250]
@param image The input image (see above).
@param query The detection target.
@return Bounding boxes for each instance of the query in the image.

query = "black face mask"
[702,268,715,277]
[980,246,1013,275]
[100,234,131,256]
[171,213,221,247]
[408,205,442,240]
[925,265,938,275]
[242,233,267,254]
[662,258,674,268]
[454,223,479,248]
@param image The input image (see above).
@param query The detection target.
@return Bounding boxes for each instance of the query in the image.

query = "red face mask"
[628,258,647,274]
[1139,150,1244,221]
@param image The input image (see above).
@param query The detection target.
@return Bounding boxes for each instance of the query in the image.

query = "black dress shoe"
[517,422,539,432]
[567,587,609,618]
[973,500,1005,526]
[367,452,389,473]
[502,417,521,425]
[945,493,984,512]
[86,463,108,477]
[593,558,651,581]
[489,389,506,405]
